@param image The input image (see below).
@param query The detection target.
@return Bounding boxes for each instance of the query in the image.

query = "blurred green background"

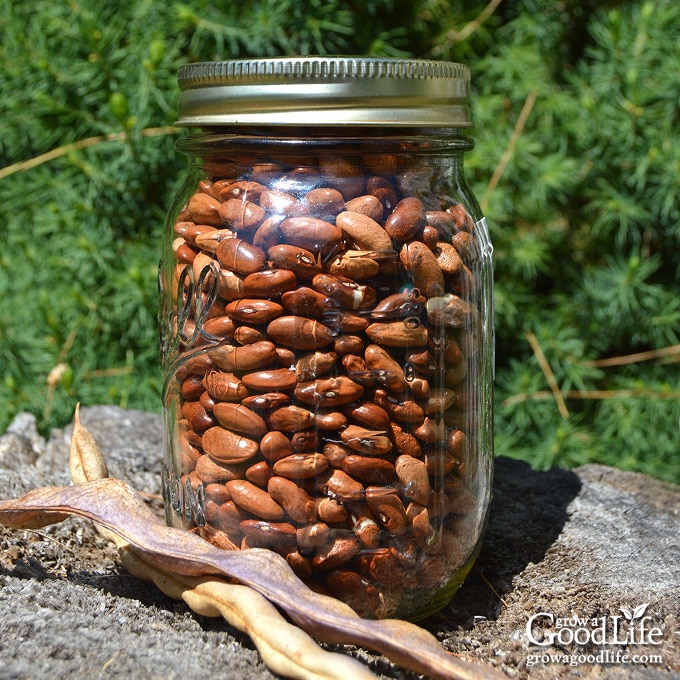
[1,0,678,482]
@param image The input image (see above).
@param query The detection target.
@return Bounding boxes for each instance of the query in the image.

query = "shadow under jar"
[158,57,494,621]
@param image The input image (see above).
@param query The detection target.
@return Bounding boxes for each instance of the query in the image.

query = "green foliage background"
[1,0,678,482]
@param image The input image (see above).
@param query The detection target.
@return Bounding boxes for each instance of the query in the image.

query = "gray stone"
[0,407,678,679]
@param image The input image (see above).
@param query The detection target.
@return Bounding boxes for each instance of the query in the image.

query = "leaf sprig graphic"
[619,603,650,621]
[0,405,503,680]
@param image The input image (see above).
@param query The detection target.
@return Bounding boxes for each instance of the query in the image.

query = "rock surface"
[0,405,677,679]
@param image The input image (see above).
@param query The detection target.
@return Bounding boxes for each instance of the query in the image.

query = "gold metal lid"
[176,57,471,128]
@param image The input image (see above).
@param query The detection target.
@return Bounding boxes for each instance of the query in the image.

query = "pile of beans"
[163,151,484,618]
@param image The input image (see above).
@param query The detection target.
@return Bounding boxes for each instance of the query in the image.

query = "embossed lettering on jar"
[159,56,494,621]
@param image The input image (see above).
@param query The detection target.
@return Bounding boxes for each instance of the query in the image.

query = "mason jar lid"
[176,57,471,128]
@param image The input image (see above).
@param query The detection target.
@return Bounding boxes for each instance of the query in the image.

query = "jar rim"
[176,57,472,128]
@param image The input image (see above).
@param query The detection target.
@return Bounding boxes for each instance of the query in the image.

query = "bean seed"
[212,402,268,438]
[280,216,343,254]
[273,453,329,480]
[268,476,316,524]
[202,426,259,465]
[215,237,266,275]
[226,479,285,521]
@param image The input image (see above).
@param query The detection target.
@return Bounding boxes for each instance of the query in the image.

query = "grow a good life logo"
[525,603,666,668]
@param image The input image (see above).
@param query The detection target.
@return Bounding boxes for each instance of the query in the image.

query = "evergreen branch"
[429,0,504,56]
[0,126,178,180]
[480,88,538,213]
[503,388,680,407]
[582,344,680,368]
[524,330,570,419]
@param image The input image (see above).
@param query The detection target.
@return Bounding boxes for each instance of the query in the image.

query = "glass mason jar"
[158,57,494,621]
